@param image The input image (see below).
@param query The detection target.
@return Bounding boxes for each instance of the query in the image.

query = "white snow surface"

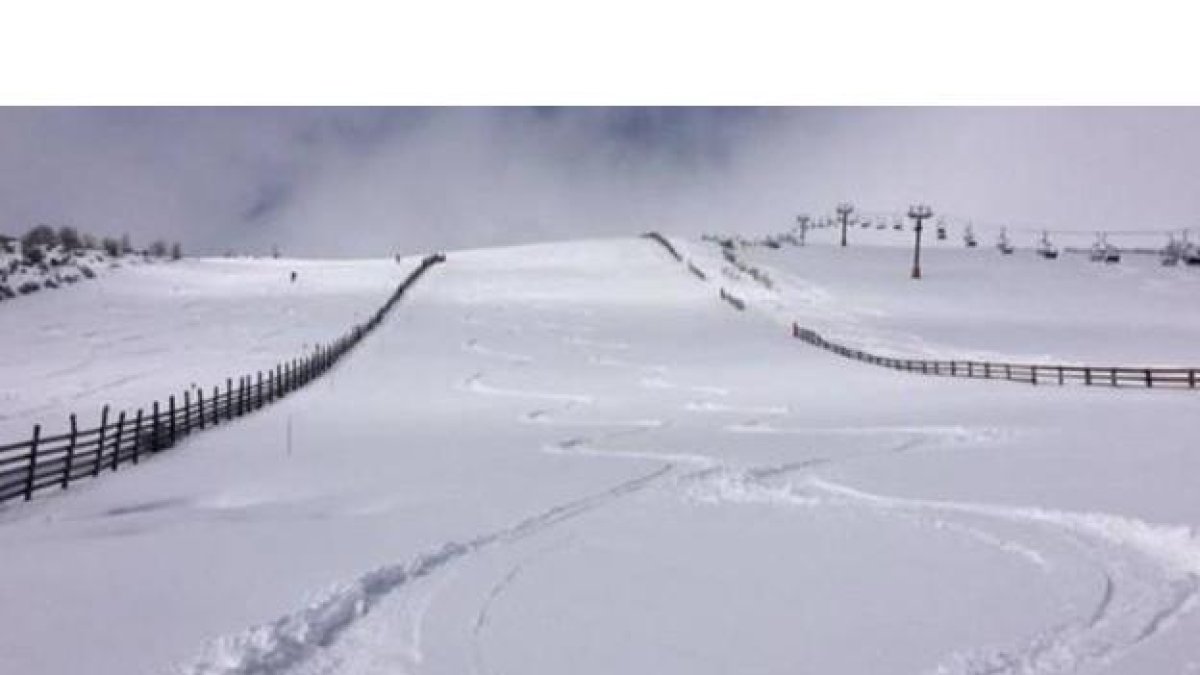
[1,236,1199,675]
[0,257,404,438]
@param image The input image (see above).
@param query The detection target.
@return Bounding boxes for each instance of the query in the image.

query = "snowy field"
[1,236,1199,675]
[0,257,404,439]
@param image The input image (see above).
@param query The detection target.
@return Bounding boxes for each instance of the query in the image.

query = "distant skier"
[290,271,297,283]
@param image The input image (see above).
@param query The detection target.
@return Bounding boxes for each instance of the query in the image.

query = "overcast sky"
[3,107,1200,256]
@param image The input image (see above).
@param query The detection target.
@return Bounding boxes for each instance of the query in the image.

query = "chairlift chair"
[935,219,948,241]
[1160,234,1181,266]
[1184,245,1200,266]
[1036,231,1059,259]
[963,224,977,247]
[1089,233,1109,262]
[1182,232,1200,266]
[996,228,1014,254]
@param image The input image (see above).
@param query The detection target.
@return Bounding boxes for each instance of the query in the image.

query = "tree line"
[3,225,182,263]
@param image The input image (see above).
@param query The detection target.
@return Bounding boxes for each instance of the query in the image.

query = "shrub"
[0,284,14,299]
[17,281,40,294]
[79,265,96,279]
[58,226,83,251]
[22,224,58,250]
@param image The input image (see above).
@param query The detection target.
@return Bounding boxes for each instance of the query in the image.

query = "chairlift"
[963,223,977,247]
[935,218,947,241]
[1089,233,1108,262]
[996,228,1014,254]
[1036,231,1059,259]
[1181,232,1200,266]
[892,218,903,231]
[1161,233,1182,266]
[875,219,887,230]
[1184,242,1200,266]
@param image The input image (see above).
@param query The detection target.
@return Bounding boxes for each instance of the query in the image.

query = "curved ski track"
[178,302,1200,675]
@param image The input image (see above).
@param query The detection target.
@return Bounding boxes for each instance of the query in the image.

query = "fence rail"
[790,324,1199,389]
[640,231,1200,391]
[0,253,446,505]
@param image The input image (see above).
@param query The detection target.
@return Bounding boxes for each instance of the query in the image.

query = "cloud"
[2,107,1199,256]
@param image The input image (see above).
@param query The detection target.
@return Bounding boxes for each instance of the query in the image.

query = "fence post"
[226,378,234,420]
[984,362,991,379]
[62,414,78,489]
[183,390,191,436]
[133,409,144,464]
[213,385,221,425]
[93,404,109,477]
[1031,366,1038,386]
[1110,368,1117,387]
[267,369,274,403]
[1058,366,1064,385]
[152,401,161,452]
[257,371,264,409]
[1145,369,1152,388]
[111,412,126,471]
[197,388,206,430]
[1085,368,1092,386]
[24,424,41,501]
[169,395,176,446]
[1190,370,1196,389]
[1005,364,1012,380]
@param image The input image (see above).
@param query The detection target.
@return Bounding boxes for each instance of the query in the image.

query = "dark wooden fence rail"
[640,231,1200,391]
[0,253,447,505]
[790,324,1199,389]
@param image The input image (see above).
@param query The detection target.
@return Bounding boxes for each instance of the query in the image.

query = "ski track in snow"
[813,477,1200,675]
[686,464,1200,675]
[459,372,594,405]
[177,466,673,675]
[178,299,1199,675]
[684,400,789,416]
[638,375,729,397]
[461,338,534,366]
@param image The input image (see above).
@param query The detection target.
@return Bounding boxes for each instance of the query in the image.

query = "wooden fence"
[791,324,1199,389]
[0,253,446,505]
[640,231,1199,391]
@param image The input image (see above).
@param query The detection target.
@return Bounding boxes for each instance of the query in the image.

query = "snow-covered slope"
[696,228,1200,365]
[1,237,1198,675]
[0,257,406,438]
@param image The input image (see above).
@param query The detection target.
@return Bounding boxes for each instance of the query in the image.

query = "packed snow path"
[1,239,1199,675]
